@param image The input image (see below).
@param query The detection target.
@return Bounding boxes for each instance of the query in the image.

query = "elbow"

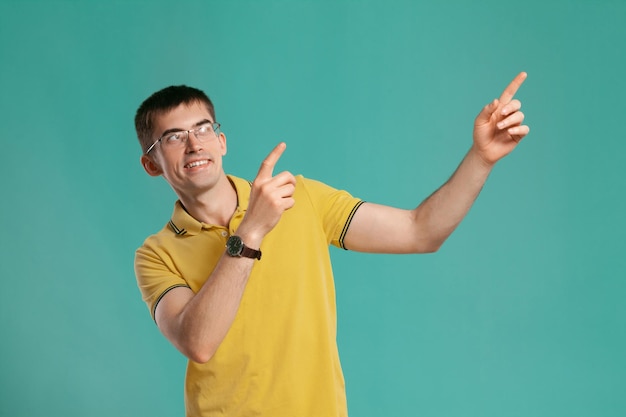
[157,305,224,364]
[407,217,448,254]
[189,352,213,365]
[173,318,221,364]
[418,242,442,254]
[409,238,444,254]
[185,343,217,364]
[177,333,219,364]
[422,245,441,254]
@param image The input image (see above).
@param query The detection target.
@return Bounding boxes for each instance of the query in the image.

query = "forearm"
[166,228,263,363]
[175,255,254,362]
[411,145,493,250]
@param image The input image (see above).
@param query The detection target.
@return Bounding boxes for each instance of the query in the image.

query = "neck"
[178,174,237,227]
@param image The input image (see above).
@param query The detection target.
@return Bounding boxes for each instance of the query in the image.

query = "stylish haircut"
[135,85,216,153]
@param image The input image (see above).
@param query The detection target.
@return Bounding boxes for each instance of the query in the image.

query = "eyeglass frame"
[144,121,221,155]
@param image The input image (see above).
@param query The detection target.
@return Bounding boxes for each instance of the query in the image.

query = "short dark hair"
[134,85,216,153]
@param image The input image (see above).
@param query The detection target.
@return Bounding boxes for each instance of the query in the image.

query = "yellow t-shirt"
[135,175,363,417]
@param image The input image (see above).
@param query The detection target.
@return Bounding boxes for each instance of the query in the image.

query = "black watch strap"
[226,235,262,260]
[240,245,262,260]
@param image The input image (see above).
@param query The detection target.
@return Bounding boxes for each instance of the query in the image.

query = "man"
[134,72,529,416]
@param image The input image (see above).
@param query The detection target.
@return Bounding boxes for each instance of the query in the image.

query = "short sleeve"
[135,236,190,321]
[298,176,364,249]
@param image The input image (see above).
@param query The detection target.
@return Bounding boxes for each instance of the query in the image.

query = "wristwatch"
[225,235,262,260]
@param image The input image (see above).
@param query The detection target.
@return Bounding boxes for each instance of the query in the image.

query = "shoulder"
[135,222,177,265]
[135,201,192,262]
[295,175,338,194]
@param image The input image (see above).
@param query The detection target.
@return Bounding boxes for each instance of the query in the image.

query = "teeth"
[186,160,208,168]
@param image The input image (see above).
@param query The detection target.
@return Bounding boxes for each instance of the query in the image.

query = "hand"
[472,72,530,165]
[238,142,296,242]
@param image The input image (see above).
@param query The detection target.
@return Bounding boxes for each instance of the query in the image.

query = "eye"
[165,132,183,143]
[196,124,211,136]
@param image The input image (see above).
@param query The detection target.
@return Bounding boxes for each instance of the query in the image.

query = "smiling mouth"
[185,160,210,169]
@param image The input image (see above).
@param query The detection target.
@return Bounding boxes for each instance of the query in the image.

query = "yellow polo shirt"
[135,175,363,417]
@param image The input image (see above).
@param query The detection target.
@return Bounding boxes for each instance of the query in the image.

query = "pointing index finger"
[256,142,286,180]
[499,72,527,104]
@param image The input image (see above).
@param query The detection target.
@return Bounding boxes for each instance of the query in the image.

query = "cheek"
[159,157,181,177]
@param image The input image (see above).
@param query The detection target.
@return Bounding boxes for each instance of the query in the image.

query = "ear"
[141,154,162,177]
[219,132,227,156]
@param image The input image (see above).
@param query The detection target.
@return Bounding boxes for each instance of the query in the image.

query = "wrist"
[468,144,497,171]
[231,225,263,250]
[226,235,262,260]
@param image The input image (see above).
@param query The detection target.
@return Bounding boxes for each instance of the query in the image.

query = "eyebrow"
[159,119,213,138]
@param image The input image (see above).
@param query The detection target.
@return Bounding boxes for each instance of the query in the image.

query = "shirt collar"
[168,175,251,236]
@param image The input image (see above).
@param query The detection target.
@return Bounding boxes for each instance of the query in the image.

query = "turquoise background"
[1,0,625,416]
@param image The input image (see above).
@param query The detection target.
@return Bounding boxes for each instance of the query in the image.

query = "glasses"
[145,122,221,154]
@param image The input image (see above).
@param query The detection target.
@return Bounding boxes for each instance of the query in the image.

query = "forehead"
[154,102,213,133]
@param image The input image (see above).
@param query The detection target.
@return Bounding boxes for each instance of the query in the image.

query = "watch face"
[227,235,244,256]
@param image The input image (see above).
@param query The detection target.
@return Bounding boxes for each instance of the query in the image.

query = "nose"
[185,130,203,152]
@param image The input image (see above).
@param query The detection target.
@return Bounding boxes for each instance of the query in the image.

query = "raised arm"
[154,143,296,363]
[344,72,530,254]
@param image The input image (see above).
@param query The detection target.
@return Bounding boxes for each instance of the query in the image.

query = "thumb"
[475,99,499,126]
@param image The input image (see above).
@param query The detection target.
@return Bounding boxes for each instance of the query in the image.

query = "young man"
[134,73,529,417]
